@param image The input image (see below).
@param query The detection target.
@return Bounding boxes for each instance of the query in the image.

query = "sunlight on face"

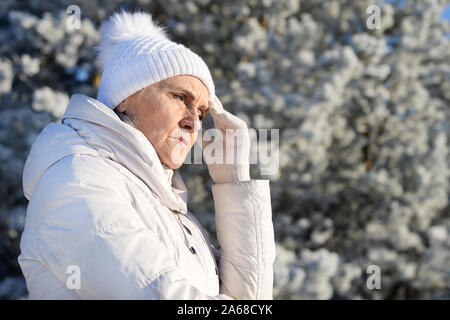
[116,75,210,169]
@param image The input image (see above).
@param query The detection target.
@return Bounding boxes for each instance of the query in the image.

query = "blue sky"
[441,4,450,20]
[385,1,449,20]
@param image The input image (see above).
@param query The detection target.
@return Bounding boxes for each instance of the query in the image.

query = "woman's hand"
[201,95,251,184]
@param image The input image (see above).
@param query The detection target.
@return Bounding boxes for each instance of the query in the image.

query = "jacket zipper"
[183,212,219,276]
[175,213,196,255]
[175,212,218,281]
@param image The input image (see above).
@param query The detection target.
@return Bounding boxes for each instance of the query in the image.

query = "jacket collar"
[24,94,188,214]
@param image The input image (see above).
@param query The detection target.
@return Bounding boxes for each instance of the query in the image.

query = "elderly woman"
[18,11,275,299]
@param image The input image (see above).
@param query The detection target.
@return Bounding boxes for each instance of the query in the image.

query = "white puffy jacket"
[18,94,276,300]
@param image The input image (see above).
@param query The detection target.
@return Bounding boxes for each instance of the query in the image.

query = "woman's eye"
[172,93,203,120]
[173,94,184,101]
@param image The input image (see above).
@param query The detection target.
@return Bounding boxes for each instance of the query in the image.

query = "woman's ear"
[116,100,127,113]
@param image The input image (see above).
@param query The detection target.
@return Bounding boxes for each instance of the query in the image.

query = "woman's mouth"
[170,136,189,148]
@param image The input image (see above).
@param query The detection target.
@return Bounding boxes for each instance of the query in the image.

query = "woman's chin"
[163,144,191,169]
[163,161,183,170]
[161,152,186,170]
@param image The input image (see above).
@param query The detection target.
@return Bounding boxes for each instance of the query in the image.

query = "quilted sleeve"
[211,180,276,299]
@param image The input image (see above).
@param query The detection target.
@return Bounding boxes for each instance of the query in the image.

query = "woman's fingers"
[210,95,248,130]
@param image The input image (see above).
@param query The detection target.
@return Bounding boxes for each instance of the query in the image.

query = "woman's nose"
[179,118,195,133]
[179,110,201,133]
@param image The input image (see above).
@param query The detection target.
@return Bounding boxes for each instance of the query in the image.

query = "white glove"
[200,96,251,184]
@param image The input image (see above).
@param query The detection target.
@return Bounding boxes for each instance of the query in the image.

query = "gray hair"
[114,108,137,129]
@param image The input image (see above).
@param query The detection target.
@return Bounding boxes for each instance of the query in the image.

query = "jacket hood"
[22,94,188,213]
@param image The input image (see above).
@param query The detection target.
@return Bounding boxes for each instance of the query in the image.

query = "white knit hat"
[96,10,215,109]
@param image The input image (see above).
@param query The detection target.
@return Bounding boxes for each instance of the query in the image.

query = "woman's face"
[116,75,210,169]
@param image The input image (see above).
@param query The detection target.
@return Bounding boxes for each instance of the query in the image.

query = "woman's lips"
[170,136,189,148]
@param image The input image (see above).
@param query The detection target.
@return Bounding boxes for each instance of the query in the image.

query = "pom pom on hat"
[96,11,169,69]
[96,10,215,109]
